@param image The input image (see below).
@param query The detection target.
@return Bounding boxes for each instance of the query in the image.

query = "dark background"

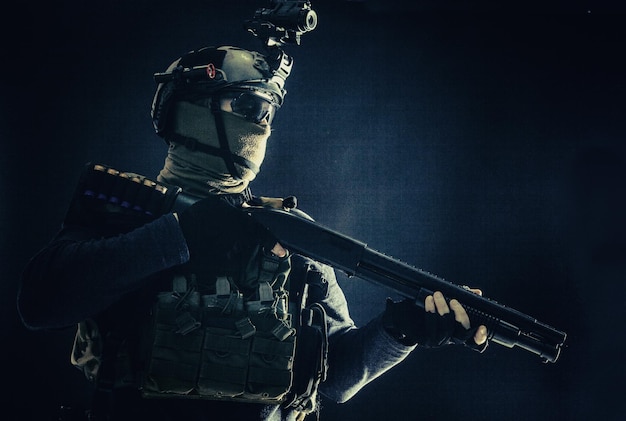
[3,0,626,419]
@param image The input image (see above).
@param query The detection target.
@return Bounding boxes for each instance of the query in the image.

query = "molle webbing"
[64,163,182,227]
[141,276,297,404]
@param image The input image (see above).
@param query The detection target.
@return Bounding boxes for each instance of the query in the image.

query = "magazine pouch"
[141,275,296,404]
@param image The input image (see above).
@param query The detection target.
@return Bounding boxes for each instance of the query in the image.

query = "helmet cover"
[151,46,291,137]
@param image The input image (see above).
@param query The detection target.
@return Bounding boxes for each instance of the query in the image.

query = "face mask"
[158,101,271,196]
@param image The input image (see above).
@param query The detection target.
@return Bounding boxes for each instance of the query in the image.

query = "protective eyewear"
[220,91,277,125]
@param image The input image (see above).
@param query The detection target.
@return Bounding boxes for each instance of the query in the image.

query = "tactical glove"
[238,244,291,294]
[382,297,483,350]
[177,195,277,276]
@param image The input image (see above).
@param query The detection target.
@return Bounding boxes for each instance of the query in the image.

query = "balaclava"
[152,46,292,197]
[157,100,270,197]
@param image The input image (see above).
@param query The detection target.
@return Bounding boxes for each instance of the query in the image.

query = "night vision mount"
[244,0,318,47]
[243,1,317,93]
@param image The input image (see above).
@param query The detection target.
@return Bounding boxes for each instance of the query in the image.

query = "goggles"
[219,91,278,125]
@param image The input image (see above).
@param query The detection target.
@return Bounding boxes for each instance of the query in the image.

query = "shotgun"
[243,206,566,363]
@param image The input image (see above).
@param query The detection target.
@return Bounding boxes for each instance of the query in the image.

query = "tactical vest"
[66,163,328,417]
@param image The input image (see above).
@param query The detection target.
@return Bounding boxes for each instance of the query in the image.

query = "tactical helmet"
[151,45,293,137]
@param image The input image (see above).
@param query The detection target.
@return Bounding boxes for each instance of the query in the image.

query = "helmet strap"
[164,100,266,186]
[210,97,244,180]
[168,133,260,176]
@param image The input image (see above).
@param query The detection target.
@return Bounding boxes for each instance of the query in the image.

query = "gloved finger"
[270,242,288,258]
[449,299,471,330]
[257,226,281,252]
[432,291,450,316]
[424,309,455,347]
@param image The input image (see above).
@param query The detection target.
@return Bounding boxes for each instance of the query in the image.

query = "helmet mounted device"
[150,1,317,180]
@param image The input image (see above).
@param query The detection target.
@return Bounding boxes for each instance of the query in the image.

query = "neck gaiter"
[157,101,270,196]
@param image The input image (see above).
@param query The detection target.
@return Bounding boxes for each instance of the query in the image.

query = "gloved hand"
[177,195,278,276]
[382,291,488,352]
[238,244,292,298]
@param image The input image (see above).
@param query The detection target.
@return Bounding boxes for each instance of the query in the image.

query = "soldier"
[18,45,487,421]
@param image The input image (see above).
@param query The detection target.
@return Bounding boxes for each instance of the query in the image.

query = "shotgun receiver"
[243,206,566,363]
